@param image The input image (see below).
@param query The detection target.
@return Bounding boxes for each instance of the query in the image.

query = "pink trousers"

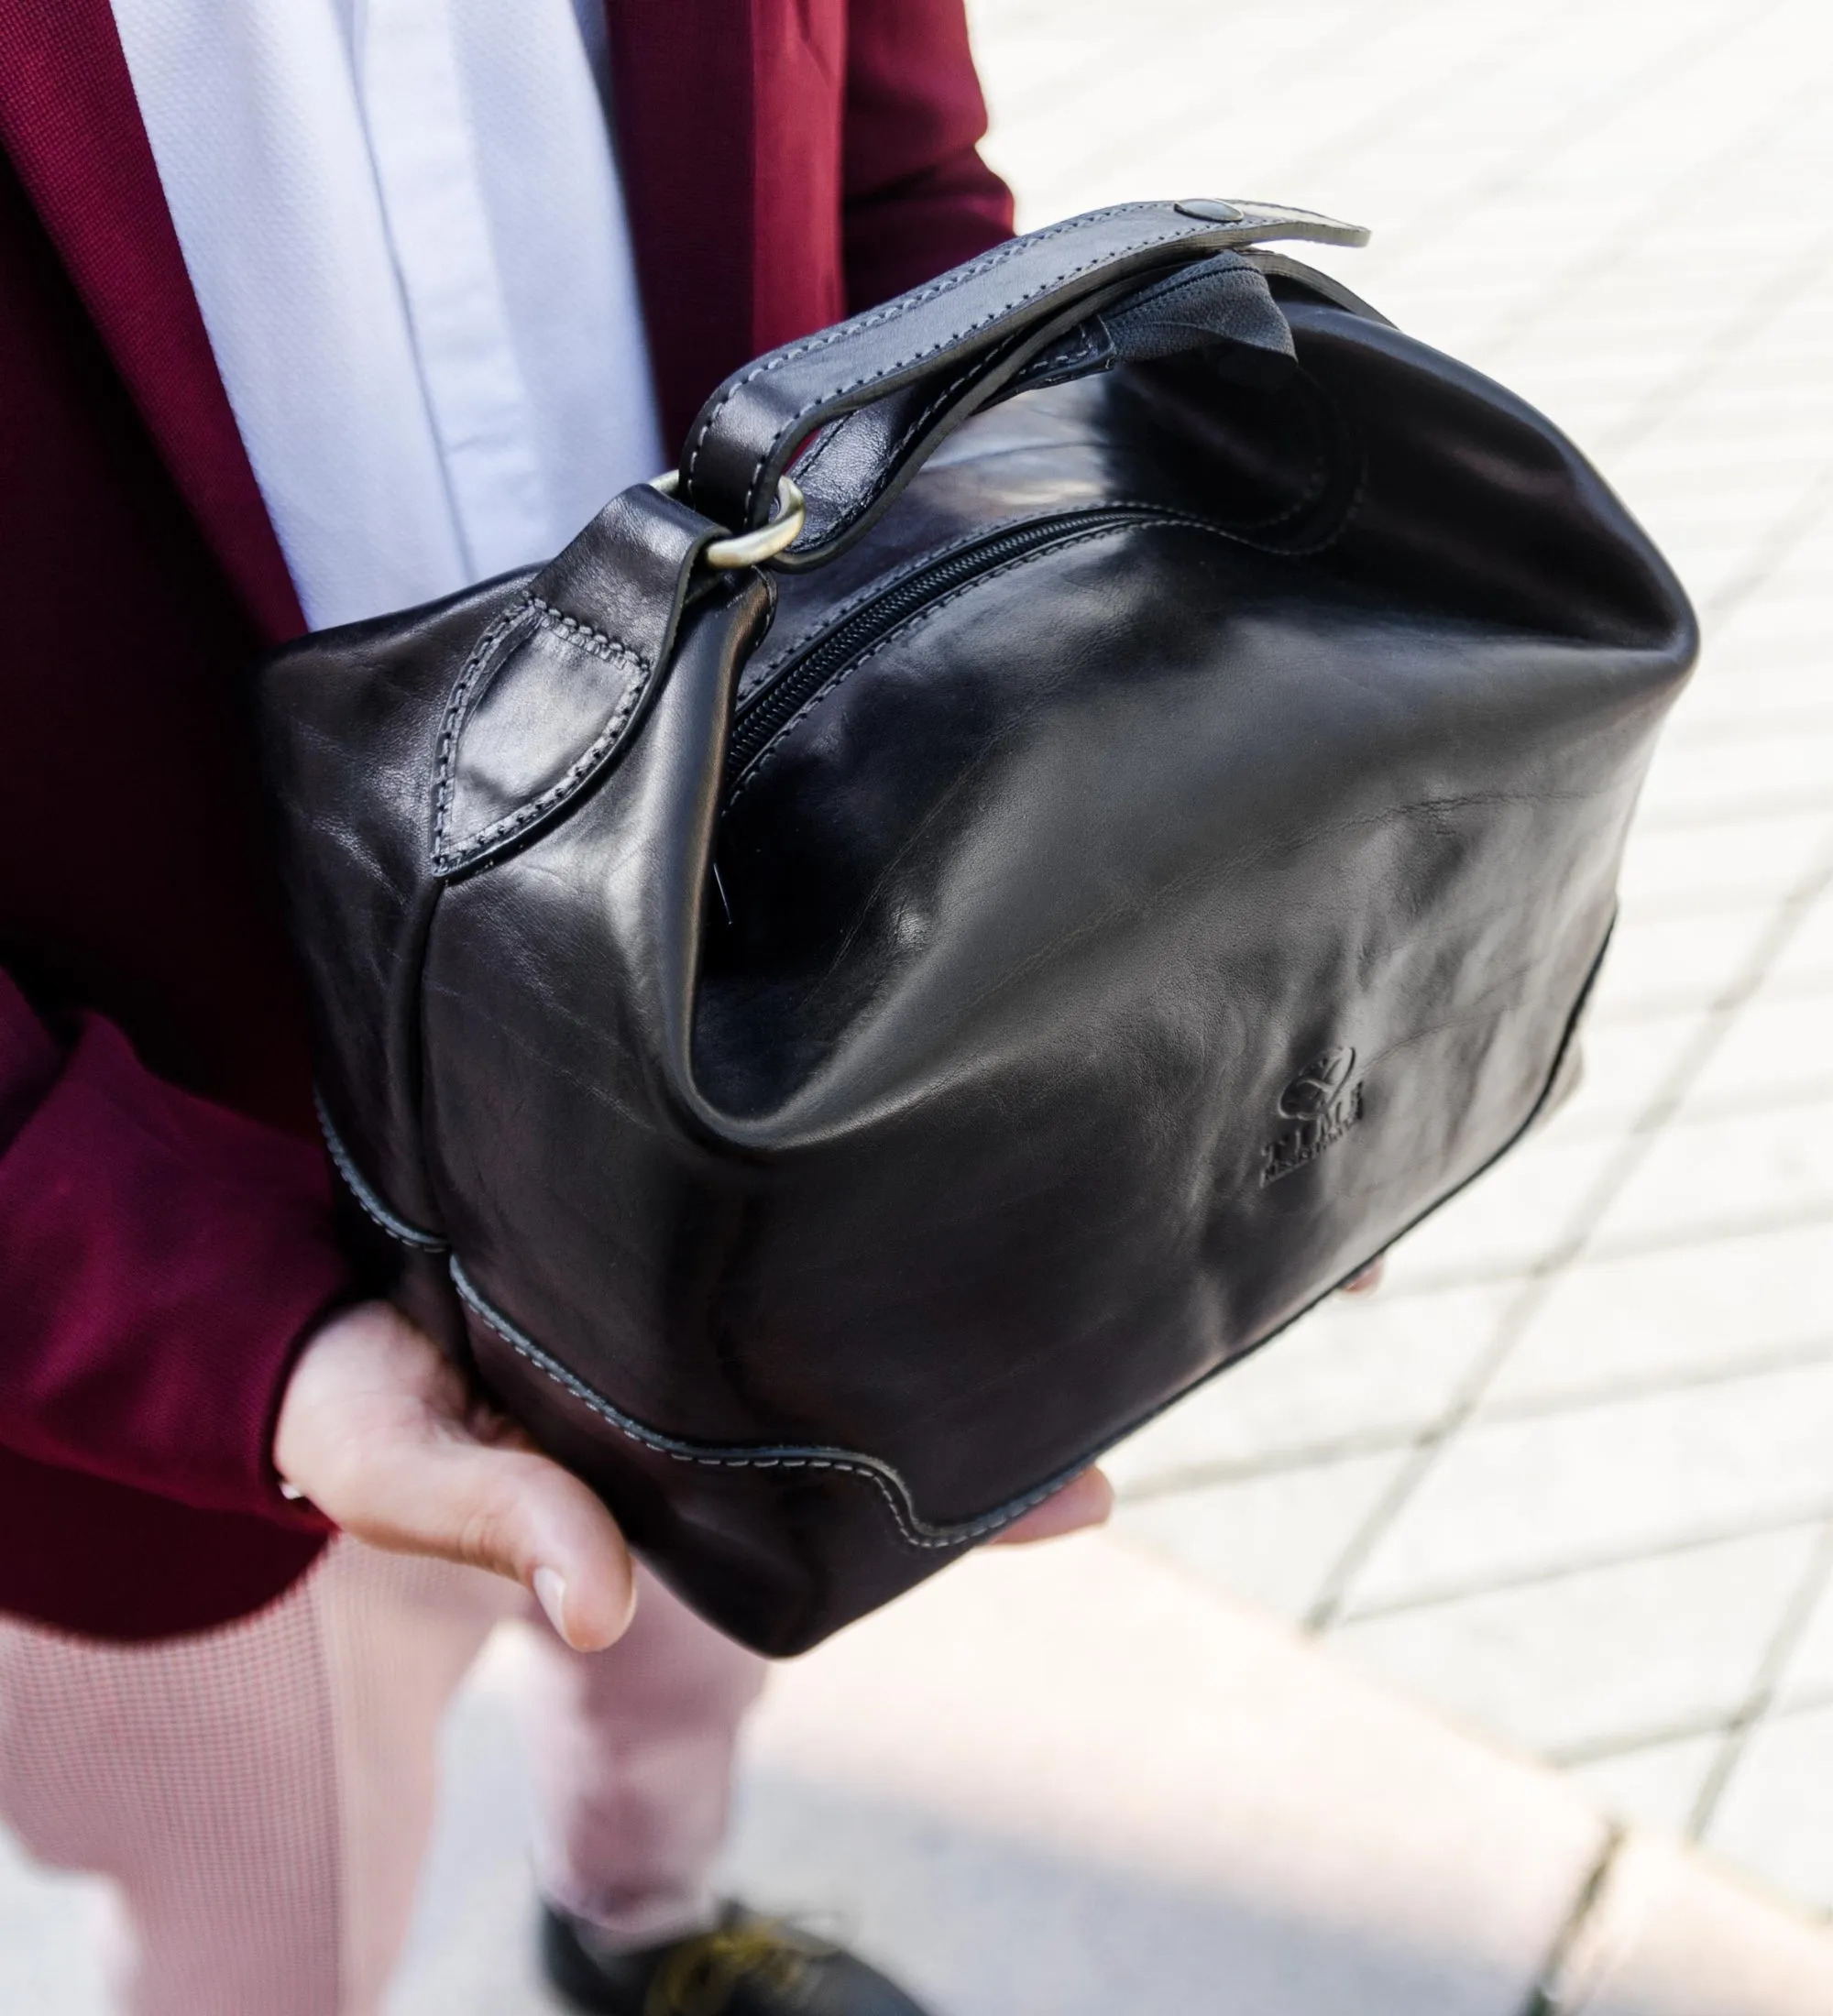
[0,1539,766,2015]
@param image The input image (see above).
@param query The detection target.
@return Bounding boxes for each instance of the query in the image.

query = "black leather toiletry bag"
[259,201,1696,1653]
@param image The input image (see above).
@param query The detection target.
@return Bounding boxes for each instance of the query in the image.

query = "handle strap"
[676,199,1367,567]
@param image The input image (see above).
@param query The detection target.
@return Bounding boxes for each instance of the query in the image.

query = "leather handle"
[676,199,1368,568]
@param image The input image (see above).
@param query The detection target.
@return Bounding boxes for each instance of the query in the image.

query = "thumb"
[363,1430,638,1652]
[275,1301,637,1650]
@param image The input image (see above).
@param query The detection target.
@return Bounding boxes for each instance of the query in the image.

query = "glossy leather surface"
[258,203,1696,1654]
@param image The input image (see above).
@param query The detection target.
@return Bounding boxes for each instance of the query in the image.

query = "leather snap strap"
[675,198,1367,561]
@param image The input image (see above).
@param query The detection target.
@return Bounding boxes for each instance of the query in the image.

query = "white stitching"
[682,206,1153,488]
[451,1261,1073,1551]
[782,347,993,563]
[683,207,1218,522]
[431,598,653,876]
[737,227,1215,521]
[431,597,535,867]
[524,595,630,663]
[316,1091,447,1251]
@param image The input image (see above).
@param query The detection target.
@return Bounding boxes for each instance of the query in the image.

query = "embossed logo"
[1261,1046,1364,1185]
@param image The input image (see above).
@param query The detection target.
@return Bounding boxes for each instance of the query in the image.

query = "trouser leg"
[0,1539,518,2016]
[521,1562,768,1947]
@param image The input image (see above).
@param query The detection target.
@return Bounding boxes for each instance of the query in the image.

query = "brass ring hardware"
[651,472,807,569]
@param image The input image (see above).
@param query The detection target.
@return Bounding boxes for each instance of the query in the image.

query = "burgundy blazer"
[0,0,1012,1640]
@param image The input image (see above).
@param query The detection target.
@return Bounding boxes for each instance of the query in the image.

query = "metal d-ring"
[651,472,807,569]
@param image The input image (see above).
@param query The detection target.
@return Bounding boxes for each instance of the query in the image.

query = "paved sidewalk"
[963,0,1833,1913]
[379,1541,1833,2014]
[389,1539,1833,2015]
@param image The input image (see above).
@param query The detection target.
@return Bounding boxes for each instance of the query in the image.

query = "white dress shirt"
[109,0,664,630]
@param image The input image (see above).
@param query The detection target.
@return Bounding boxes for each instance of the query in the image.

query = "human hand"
[987,1463,1114,1545]
[1343,1256,1385,1295]
[273,1299,635,1651]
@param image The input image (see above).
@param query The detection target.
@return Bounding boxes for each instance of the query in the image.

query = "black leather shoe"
[539,1901,932,2015]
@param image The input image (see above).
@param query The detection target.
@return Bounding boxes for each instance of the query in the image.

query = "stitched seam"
[682,208,1219,521]
[316,1091,447,1252]
[744,517,1072,690]
[793,349,996,561]
[1108,252,1257,325]
[451,1263,1067,1550]
[734,458,1355,764]
[746,496,1198,684]
[525,595,632,664]
[779,407,852,492]
[431,600,653,875]
[868,353,997,509]
[1014,323,1106,386]
[722,518,1194,812]
[681,204,1159,485]
[431,596,535,867]
[735,227,1213,520]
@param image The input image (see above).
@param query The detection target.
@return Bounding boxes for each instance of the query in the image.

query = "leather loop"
[677,199,1367,562]
[430,485,719,877]
[761,255,1293,575]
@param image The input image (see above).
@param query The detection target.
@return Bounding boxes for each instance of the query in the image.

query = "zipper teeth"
[726,505,1211,783]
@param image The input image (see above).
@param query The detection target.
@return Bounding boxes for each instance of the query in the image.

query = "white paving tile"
[1774,1554,1833,1706]
[1584,1098,1833,1253]
[1570,1734,1727,1836]
[728,1537,1608,2016]
[1586,909,1779,1022]
[1114,1450,1412,1621]
[1666,657,1833,739]
[1331,1528,1815,1759]
[1704,586,1833,669]
[1537,1012,1706,1138]
[1635,730,1833,825]
[1681,988,1833,1111]
[1345,1361,1833,1609]
[1704,1704,1833,1912]
[1103,1284,1508,1491]
[1485,1222,1833,1412]
[1378,1133,1620,1291]
[1613,813,1833,919]
[1767,889,1833,992]
[386,1627,551,2016]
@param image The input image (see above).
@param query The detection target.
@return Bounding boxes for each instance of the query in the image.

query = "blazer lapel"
[603,0,761,458]
[0,0,303,640]
[604,0,847,460]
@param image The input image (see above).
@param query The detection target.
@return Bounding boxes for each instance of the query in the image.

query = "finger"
[1343,1255,1386,1296]
[275,1304,637,1649]
[340,1431,638,1650]
[989,1464,1114,1546]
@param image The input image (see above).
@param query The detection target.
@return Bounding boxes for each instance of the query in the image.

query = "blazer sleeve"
[840,0,1016,314]
[0,969,347,1526]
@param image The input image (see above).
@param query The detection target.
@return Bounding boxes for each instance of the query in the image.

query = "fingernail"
[533,1566,569,1642]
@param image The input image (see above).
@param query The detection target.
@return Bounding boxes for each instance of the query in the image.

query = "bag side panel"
[257,575,534,1278]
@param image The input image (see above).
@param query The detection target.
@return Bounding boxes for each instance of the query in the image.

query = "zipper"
[723,504,1222,790]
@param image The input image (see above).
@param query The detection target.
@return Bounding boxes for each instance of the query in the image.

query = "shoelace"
[644,1916,835,2016]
